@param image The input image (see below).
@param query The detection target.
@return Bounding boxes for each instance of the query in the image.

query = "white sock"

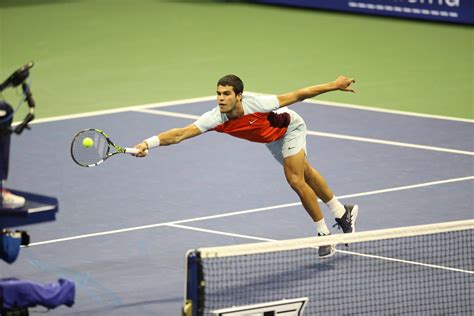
[315,219,330,235]
[326,196,345,219]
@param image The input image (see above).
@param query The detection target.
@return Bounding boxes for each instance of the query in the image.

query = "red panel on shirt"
[212,112,288,143]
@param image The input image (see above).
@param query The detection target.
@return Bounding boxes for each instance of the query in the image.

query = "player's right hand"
[134,142,149,157]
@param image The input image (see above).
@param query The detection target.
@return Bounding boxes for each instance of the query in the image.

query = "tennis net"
[183,220,473,316]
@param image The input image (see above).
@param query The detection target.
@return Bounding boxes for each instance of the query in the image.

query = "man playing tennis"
[134,75,358,258]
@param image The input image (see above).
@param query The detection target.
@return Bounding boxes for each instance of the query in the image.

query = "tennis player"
[135,75,358,258]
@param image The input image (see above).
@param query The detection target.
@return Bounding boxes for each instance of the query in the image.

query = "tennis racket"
[70,128,143,167]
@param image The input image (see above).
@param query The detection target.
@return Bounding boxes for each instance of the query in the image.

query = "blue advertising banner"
[251,0,474,25]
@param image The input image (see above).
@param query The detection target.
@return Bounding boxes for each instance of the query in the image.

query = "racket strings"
[71,130,109,166]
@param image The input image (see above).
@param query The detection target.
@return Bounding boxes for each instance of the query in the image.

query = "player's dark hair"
[217,75,244,95]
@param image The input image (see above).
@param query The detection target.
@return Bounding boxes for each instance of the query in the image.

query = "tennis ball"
[82,137,94,148]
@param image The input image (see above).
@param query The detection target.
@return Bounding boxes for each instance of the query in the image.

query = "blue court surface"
[2,97,473,315]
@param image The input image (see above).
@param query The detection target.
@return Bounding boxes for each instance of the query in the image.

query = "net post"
[183,250,204,316]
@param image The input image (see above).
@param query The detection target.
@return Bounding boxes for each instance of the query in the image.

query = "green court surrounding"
[1,0,472,119]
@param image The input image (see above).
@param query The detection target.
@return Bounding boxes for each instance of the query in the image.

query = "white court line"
[133,108,474,156]
[167,223,274,242]
[19,94,474,125]
[27,176,473,247]
[304,98,474,123]
[323,176,474,200]
[18,95,216,125]
[247,92,474,123]
[167,223,474,275]
[335,249,473,274]
[135,108,200,120]
[307,131,473,156]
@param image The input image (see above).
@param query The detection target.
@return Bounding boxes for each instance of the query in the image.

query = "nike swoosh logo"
[249,119,258,125]
[288,146,295,150]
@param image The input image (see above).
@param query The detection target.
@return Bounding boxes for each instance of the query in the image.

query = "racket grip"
[124,148,148,155]
[125,148,147,155]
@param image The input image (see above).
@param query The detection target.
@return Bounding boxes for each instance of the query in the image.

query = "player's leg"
[283,150,323,222]
[282,150,334,257]
[303,160,334,203]
[304,159,358,233]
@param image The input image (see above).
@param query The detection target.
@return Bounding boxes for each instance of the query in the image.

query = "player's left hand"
[334,76,356,93]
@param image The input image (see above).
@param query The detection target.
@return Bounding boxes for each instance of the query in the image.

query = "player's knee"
[286,174,305,193]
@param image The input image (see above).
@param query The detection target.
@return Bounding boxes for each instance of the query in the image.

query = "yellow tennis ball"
[82,137,94,148]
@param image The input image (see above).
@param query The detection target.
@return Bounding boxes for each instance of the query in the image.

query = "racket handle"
[124,148,148,155]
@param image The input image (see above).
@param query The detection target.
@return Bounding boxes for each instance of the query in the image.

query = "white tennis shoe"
[334,205,359,233]
[318,233,336,258]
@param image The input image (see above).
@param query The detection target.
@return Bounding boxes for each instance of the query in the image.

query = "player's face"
[216,85,241,113]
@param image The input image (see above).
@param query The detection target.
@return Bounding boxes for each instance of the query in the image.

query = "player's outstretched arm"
[134,123,202,157]
[277,76,356,107]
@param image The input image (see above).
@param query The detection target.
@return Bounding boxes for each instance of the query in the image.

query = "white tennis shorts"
[265,109,307,165]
